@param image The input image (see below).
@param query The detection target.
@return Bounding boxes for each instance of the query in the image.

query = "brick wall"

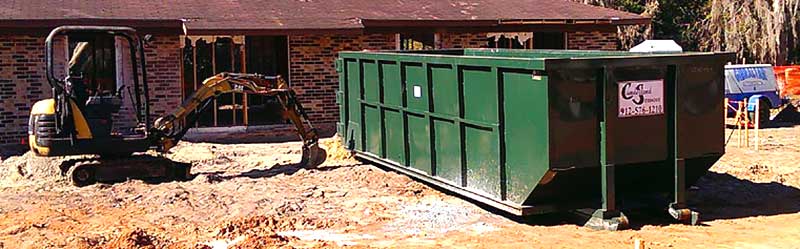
[143,35,183,119]
[567,31,618,50]
[0,36,68,144]
[0,35,181,145]
[287,34,396,130]
[439,32,488,49]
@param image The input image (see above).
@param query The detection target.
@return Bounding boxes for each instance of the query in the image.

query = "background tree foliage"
[695,0,799,65]
[575,0,800,65]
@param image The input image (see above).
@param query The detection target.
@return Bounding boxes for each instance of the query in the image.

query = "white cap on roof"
[629,40,683,53]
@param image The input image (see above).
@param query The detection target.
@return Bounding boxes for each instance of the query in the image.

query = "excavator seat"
[83,95,122,138]
[84,95,122,117]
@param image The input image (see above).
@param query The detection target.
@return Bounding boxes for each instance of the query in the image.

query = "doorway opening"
[181,35,289,127]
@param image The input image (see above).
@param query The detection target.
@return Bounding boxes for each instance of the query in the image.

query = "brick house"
[0,0,648,145]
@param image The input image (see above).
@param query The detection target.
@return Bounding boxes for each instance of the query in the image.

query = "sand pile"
[0,152,69,188]
[320,136,354,162]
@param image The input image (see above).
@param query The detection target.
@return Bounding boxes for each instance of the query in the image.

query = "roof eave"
[0,17,651,36]
[498,17,651,26]
[358,17,650,33]
[183,27,365,36]
[361,17,650,28]
[0,19,184,35]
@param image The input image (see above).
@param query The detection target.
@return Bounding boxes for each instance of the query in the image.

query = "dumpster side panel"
[547,69,599,169]
[381,60,407,165]
[430,65,459,116]
[363,61,380,102]
[364,105,382,156]
[407,114,432,174]
[462,66,499,124]
[502,70,550,203]
[344,59,362,150]
[381,62,403,107]
[433,119,461,182]
[362,59,382,156]
[404,63,428,112]
[465,125,501,197]
[677,63,725,158]
[384,109,406,165]
[461,65,502,198]
[607,66,668,165]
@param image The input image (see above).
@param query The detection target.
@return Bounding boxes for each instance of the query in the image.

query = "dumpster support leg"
[583,163,629,231]
[666,65,699,225]
[668,158,699,225]
[584,69,628,231]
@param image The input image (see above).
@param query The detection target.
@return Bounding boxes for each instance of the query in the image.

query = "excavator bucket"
[300,143,327,168]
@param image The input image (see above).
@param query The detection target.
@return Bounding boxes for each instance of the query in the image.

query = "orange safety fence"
[774,66,800,100]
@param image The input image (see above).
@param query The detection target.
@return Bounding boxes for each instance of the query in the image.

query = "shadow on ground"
[595,171,800,229]
[689,171,800,221]
[513,171,800,229]
[371,158,800,230]
[194,163,360,183]
[182,129,336,145]
[619,171,800,229]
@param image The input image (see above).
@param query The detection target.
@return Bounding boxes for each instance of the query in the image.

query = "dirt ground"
[0,124,799,248]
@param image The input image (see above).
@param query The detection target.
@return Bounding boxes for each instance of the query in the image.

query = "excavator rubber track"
[60,155,192,186]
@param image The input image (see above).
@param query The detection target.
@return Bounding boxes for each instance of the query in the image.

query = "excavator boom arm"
[152,73,326,167]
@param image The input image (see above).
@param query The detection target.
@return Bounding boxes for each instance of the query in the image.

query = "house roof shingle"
[0,0,649,34]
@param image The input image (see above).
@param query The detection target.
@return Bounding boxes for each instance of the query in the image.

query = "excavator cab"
[68,38,125,138]
[29,26,153,157]
[28,26,326,186]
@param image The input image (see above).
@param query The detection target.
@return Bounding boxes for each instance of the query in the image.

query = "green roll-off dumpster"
[336,49,734,230]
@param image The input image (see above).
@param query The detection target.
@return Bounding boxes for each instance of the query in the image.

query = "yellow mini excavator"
[28,26,326,186]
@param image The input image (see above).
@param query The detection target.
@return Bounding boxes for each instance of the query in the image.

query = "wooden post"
[754,100,760,151]
[634,238,645,249]
[230,42,236,126]
[737,100,743,147]
[212,39,218,127]
[192,43,199,128]
[744,98,749,148]
[241,41,249,126]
